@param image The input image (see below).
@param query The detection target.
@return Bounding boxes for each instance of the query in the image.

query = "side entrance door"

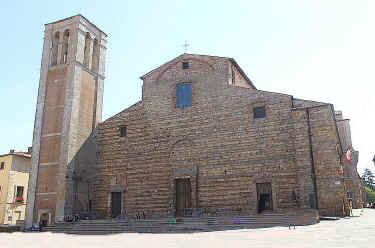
[40,213,49,226]
[175,178,192,217]
[256,182,273,213]
[111,192,122,218]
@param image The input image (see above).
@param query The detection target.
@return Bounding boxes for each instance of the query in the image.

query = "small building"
[0,149,31,225]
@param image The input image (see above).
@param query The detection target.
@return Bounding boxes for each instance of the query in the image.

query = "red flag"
[345,146,352,164]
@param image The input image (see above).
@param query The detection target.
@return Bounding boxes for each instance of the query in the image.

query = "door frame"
[256,182,273,213]
[174,178,192,217]
[110,191,123,218]
[108,186,126,218]
[37,208,52,225]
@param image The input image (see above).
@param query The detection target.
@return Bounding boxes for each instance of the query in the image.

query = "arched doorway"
[37,209,51,226]
[40,213,49,226]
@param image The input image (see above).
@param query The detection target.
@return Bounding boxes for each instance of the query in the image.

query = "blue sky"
[0,0,374,174]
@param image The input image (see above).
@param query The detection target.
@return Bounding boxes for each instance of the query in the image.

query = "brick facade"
[27,16,363,226]
[94,53,360,218]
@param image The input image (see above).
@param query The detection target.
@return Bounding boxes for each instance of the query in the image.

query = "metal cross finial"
[182,41,190,53]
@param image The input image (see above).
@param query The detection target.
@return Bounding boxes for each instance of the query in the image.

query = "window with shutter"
[15,186,24,202]
[0,162,4,170]
[176,84,192,108]
[253,106,266,119]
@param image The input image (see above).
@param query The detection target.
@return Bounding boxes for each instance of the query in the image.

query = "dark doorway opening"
[256,182,273,213]
[111,192,122,218]
[175,178,192,217]
[40,213,49,226]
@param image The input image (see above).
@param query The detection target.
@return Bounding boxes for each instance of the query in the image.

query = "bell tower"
[25,15,107,227]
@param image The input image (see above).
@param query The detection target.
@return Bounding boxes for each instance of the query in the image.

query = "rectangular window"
[176,84,192,108]
[0,162,4,169]
[119,126,127,137]
[182,62,189,69]
[15,186,24,202]
[253,106,266,119]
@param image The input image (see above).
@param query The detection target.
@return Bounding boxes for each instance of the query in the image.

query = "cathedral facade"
[26,15,363,227]
[94,53,362,219]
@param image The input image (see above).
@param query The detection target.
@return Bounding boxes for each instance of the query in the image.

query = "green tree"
[362,168,374,190]
[365,186,375,203]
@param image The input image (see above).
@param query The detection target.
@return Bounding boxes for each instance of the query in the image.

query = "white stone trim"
[36,192,57,195]
[39,162,59,166]
[25,26,51,228]
[45,105,65,110]
[41,133,62,138]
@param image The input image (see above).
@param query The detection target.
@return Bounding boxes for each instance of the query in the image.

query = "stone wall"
[336,114,364,209]
[96,54,348,218]
[308,105,345,216]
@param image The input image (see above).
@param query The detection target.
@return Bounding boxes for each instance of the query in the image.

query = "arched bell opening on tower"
[50,31,60,66]
[61,30,70,64]
[83,32,92,68]
[91,39,99,72]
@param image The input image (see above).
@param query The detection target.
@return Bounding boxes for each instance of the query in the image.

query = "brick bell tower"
[25,15,107,227]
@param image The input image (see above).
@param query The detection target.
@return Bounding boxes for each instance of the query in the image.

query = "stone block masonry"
[26,16,362,225]
[95,53,356,218]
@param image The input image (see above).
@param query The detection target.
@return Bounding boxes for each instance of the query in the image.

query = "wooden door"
[111,192,122,218]
[175,178,192,216]
[256,182,273,213]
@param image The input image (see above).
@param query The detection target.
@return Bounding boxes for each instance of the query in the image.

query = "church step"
[42,214,317,234]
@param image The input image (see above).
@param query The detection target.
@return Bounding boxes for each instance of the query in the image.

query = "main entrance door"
[111,192,122,218]
[256,182,273,213]
[175,178,192,217]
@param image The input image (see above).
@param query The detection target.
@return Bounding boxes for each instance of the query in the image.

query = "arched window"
[51,32,60,66]
[91,39,99,72]
[83,33,91,67]
[61,30,69,64]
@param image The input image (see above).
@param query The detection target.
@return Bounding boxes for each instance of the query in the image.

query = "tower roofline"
[45,14,107,36]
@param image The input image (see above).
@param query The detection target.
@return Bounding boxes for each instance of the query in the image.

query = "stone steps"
[42,213,318,235]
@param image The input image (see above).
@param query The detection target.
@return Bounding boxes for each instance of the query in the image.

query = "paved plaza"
[2,209,374,248]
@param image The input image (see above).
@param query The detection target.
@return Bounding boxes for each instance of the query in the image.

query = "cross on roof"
[182,41,190,53]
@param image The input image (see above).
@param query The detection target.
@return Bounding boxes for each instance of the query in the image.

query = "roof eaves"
[0,153,31,159]
[102,100,143,123]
